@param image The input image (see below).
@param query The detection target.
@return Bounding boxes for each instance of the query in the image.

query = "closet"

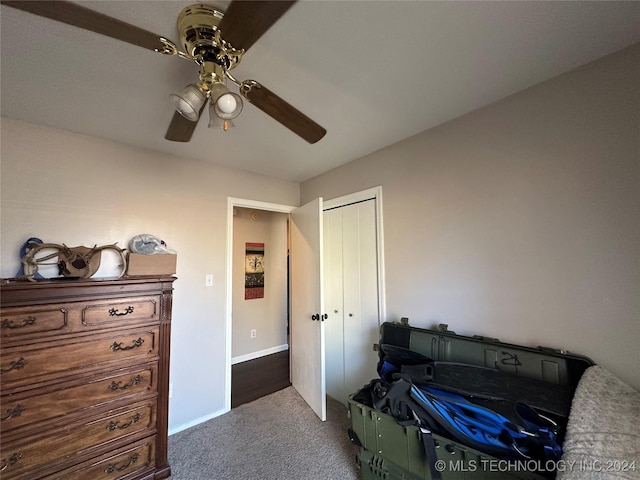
[324,199,380,405]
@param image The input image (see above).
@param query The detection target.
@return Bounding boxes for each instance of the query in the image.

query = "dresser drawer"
[1,327,159,389]
[1,296,160,343]
[48,437,157,480]
[1,363,158,435]
[0,401,156,480]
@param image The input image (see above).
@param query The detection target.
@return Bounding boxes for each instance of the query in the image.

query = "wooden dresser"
[0,276,175,480]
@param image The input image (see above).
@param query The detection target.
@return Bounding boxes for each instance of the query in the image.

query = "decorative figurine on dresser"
[0,276,176,480]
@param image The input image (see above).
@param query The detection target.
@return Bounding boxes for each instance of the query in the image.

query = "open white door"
[290,198,326,421]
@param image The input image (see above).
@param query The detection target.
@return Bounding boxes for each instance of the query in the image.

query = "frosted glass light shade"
[209,82,243,120]
[208,114,235,131]
[170,84,206,121]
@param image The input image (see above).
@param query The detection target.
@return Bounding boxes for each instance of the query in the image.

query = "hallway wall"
[232,208,289,361]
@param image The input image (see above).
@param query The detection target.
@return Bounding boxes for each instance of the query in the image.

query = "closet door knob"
[348,313,353,317]
[334,310,338,314]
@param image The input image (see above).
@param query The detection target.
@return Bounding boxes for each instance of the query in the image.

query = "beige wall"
[302,45,640,389]
[0,118,299,431]
[232,208,288,359]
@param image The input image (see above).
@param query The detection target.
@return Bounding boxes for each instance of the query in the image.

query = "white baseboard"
[169,407,228,436]
[231,344,289,365]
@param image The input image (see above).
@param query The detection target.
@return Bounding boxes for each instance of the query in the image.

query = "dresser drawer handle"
[108,375,145,392]
[1,404,26,421]
[105,453,140,474]
[106,413,143,431]
[0,357,27,374]
[1,316,36,329]
[109,306,134,317]
[1,452,23,472]
[110,337,144,352]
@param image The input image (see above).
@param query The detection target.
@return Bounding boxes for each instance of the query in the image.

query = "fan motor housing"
[177,4,242,69]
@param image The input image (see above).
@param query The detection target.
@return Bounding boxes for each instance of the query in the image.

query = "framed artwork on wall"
[245,242,264,299]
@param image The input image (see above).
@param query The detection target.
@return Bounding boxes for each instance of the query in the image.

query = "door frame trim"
[225,197,295,413]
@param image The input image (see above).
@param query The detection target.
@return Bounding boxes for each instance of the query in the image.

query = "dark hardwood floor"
[231,349,291,408]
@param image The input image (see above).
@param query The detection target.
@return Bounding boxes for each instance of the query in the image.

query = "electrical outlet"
[250,329,257,339]
[205,274,213,287]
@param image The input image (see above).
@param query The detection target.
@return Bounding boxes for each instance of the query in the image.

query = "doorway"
[230,207,291,407]
[225,198,295,412]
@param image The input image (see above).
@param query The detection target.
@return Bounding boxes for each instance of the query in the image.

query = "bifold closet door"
[324,207,345,401]
[325,199,379,404]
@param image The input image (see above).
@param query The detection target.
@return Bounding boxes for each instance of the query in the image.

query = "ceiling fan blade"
[242,82,326,144]
[165,110,202,143]
[218,0,296,52]
[1,1,169,52]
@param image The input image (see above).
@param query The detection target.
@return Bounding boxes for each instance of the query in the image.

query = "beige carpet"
[168,387,360,479]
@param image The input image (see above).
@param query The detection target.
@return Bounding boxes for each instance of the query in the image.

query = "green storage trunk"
[356,446,546,480]
[348,321,594,480]
[351,395,547,480]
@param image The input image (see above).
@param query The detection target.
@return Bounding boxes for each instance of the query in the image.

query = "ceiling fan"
[1,0,326,144]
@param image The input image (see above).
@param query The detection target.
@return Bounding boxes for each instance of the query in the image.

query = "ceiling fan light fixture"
[170,84,206,121]
[209,82,243,120]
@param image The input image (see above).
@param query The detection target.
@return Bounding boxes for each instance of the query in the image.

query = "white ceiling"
[2,1,639,182]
